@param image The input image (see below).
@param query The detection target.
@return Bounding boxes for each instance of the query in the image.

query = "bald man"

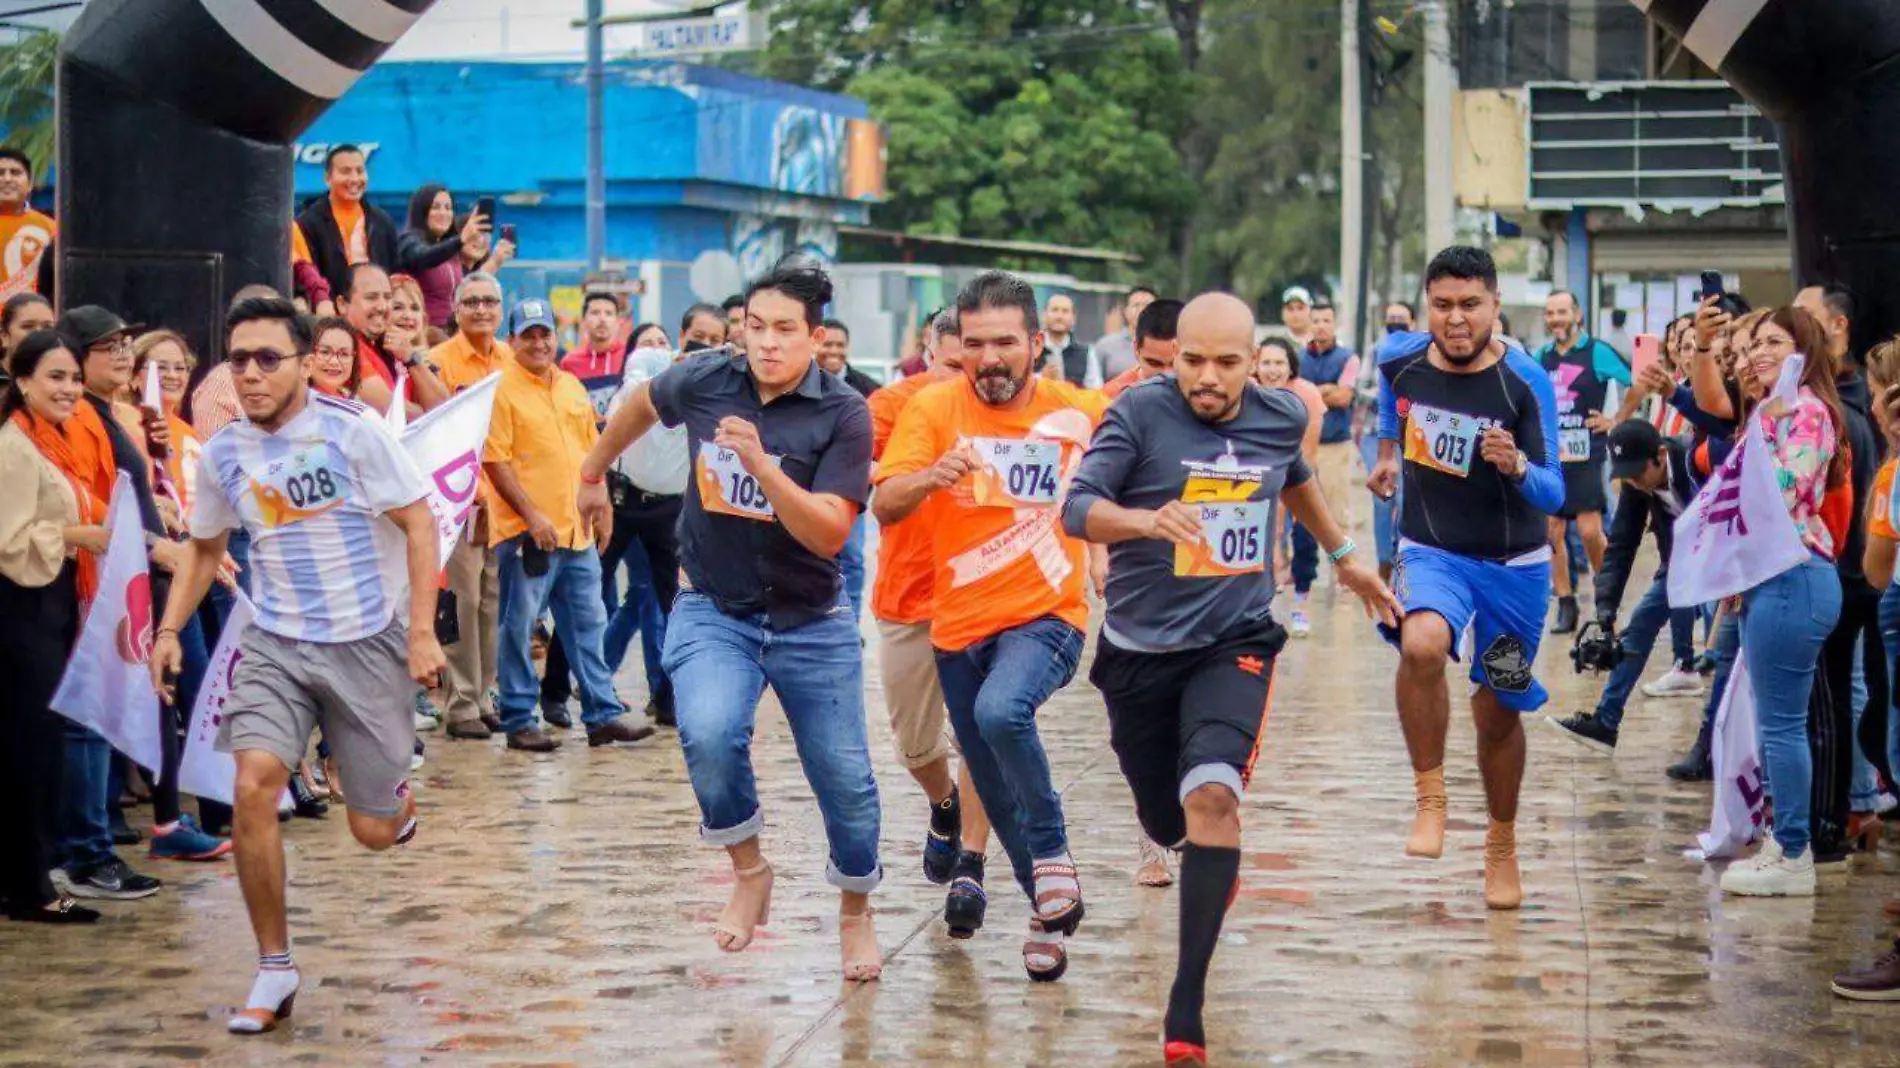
[1063,293,1397,1065]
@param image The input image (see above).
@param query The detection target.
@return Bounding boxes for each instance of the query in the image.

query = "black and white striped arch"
[1630,0,1777,73]
[196,0,429,99]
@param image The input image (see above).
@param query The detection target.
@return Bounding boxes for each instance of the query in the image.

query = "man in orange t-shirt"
[0,148,53,300]
[875,271,1105,981]
[1101,298,1182,401]
[866,307,994,934]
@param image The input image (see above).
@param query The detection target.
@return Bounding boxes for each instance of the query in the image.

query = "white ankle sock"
[245,957,300,1012]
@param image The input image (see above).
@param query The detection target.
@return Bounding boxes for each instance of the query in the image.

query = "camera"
[1571,619,1623,674]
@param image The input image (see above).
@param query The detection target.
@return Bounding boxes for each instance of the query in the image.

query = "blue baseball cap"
[508,298,557,337]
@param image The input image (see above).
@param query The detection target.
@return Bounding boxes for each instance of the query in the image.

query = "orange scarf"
[15,404,116,603]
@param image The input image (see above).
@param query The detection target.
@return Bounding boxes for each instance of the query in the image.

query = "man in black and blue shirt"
[1369,246,1564,912]
[1535,291,1630,634]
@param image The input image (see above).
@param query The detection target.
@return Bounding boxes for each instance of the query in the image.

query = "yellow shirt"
[429,332,514,394]
[482,357,600,549]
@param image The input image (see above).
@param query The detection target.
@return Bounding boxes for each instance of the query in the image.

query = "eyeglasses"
[89,337,133,355]
[460,296,502,309]
[313,346,354,363]
[227,348,295,374]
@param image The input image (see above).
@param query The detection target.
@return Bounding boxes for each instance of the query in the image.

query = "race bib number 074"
[1403,403,1480,478]
[1174,502,1267,577]
[696,443,776,521]
[970,437,1062,507]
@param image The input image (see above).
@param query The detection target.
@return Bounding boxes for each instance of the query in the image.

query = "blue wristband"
[1328,537,1357,564]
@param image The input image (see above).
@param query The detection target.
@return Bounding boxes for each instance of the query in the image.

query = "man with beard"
[875,270,1107,982]
[1534,290,1628,634]
[1367,246,1564,911]
[1065,292,1398,1064]
[338,263,449,416]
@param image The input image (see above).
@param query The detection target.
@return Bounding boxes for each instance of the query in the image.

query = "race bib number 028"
[1174,502,1267,577]
[696,442,776,521]
[971,437,1062,507]
[1403,403,1480,478]
[251,447,345,528]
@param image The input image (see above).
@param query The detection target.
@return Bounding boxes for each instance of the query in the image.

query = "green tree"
[0,31,57,173]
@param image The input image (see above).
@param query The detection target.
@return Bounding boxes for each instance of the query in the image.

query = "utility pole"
[1339,0,1365,350]
[585,0,606,272]
[1423,0,1455,255]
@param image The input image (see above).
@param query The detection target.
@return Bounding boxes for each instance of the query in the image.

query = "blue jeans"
[601,533,667,691]
[661,592,881,891]
[1564,522,1585,591]
[934,617,1083,900]
[58,725,114,873]
[495,541,624,734]
[1696,607,1743,738]
[1851,640,1881,810]
[1289,515,1318,596]
[1593,573,1675,732]
[840,513,867,624]
[1742,556,1841,858]
[1882,582,1900,782]
[1358,432,1396,565]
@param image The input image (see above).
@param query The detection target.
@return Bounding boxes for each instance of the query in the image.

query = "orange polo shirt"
[1102,366,1144,399]
[0,203,54,299]
[875,376,1106,651]
[867,369,952,625]
[482,356,600,549]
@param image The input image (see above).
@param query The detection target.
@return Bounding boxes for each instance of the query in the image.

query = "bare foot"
[840,909,881,982]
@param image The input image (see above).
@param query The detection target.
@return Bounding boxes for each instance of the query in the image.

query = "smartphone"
[500,223,517,246]
[1699,270,1725,302]
[1632,333,1660,379]
[475,196,497,227]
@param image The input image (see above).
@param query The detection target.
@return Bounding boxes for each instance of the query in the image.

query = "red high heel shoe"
[1164,1039,1208,1064]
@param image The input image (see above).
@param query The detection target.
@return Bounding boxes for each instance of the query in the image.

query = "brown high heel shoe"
[1408,766,1447,859]
[1484,820,1522,910]
[713,861,774,952]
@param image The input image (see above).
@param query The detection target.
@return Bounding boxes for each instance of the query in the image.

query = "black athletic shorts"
[1089,619,1285,848]
[1556,461,1607,519]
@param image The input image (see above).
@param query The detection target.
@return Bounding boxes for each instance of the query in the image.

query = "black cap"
[1607,419,1665,480]
[56,305,145,350]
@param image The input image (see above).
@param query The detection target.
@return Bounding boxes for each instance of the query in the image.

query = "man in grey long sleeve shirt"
[1060,292,1396,1065]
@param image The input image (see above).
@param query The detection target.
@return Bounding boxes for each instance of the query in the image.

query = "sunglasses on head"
[227,348,297,374]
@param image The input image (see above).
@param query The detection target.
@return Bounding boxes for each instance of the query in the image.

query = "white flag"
[1667,354,1810,607]
[402,373,500,565]
[1696,653,1766,859]
[385,367,409,437]
[49,473,164,774]
[177,592,253,805]
[142,358,164,412]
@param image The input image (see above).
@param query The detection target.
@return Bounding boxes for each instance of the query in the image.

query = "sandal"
[713,861,774,952]
[1032,857,1084,935]
[1023,917,1067,982]
[840,910,881,982]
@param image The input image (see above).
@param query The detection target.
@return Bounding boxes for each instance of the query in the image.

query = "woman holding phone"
[399,185,515,330]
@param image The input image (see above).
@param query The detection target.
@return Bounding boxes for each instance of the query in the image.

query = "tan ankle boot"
[1484,819,1521,910]
[1407,766,1447,859]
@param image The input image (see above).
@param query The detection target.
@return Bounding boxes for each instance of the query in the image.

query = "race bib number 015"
[1403,403,1480,478]
[1174,502,1267,577]
[696,443,776,521]
[971,437,1062,508]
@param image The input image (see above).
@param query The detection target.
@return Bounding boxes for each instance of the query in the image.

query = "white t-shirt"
[190,391,431,643]
[610,348,690,495]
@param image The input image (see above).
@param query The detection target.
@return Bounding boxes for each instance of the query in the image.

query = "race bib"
[1559,426,1592,463]
[250,446,345,528]
[970,437,1062,508]
[1174,502,1267,577]
[695,443,776,521]
[1403,403,1480,478]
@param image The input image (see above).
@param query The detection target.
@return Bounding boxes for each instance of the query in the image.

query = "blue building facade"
[294,59,884,331]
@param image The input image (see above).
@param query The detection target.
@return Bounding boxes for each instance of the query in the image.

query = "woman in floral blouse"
[1721,305,1849,898]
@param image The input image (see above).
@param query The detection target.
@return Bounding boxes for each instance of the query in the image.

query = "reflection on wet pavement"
[5,578,1900,1066]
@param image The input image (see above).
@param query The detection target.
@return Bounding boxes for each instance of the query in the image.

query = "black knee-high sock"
[1165,844,1240,1046]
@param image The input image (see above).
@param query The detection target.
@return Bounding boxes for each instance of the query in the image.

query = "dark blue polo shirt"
[650,351,873,629]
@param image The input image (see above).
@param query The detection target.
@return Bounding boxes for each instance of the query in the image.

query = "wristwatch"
[1511,449,1529,479]
[401,351,426,369]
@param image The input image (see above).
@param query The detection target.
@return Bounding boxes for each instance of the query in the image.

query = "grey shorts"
[222,621,417,818]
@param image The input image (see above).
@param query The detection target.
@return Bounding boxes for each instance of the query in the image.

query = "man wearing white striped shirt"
[151,295,447,1036]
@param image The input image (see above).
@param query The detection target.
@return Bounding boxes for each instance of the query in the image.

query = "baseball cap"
[1607,419,1664,480]
[57,305,146,349]
[508,298,557,337]
[1281,285,1314,307]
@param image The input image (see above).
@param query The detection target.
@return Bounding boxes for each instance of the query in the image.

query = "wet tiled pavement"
[6,565,1900,1065]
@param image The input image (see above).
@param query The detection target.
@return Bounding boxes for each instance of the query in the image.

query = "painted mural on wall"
[733,212,838,277]
[770,107,886,203]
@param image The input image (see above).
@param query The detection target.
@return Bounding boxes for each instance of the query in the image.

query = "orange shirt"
[332,195,367,265]
[1873,458,1898,542]
[1282,378,1325,462]
[161,413,201,514]
[875,376,1106,651]
[867,369,952,624]
[482,358,601,549]
[1102,366,1144,399]
[290,221,313,266]
[0,204,54,299]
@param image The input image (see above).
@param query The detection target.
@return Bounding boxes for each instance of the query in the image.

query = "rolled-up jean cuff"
[1179,762,1245,805]
[826,859,883,894]
[698,809,766,848]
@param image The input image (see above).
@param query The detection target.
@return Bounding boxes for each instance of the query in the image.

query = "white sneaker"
[1290,608,1312,637]
[414,712,440,732]
[1641,667,1706,699]
[1720,838,1816,897]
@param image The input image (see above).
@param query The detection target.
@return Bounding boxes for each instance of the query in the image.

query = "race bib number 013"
[970,437,1062,508]
[1559,426,1592,463]
[696,443,776,521]
[1174,502,1267,577]
[1403,403,1480,478]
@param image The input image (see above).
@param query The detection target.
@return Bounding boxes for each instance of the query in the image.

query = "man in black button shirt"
[579,260,884,982]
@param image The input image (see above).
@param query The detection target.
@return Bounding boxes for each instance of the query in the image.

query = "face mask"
[1385,322,1407,336]
[683,340,714,354]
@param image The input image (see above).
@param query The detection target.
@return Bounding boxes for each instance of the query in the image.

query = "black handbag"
[434,586,461,646]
